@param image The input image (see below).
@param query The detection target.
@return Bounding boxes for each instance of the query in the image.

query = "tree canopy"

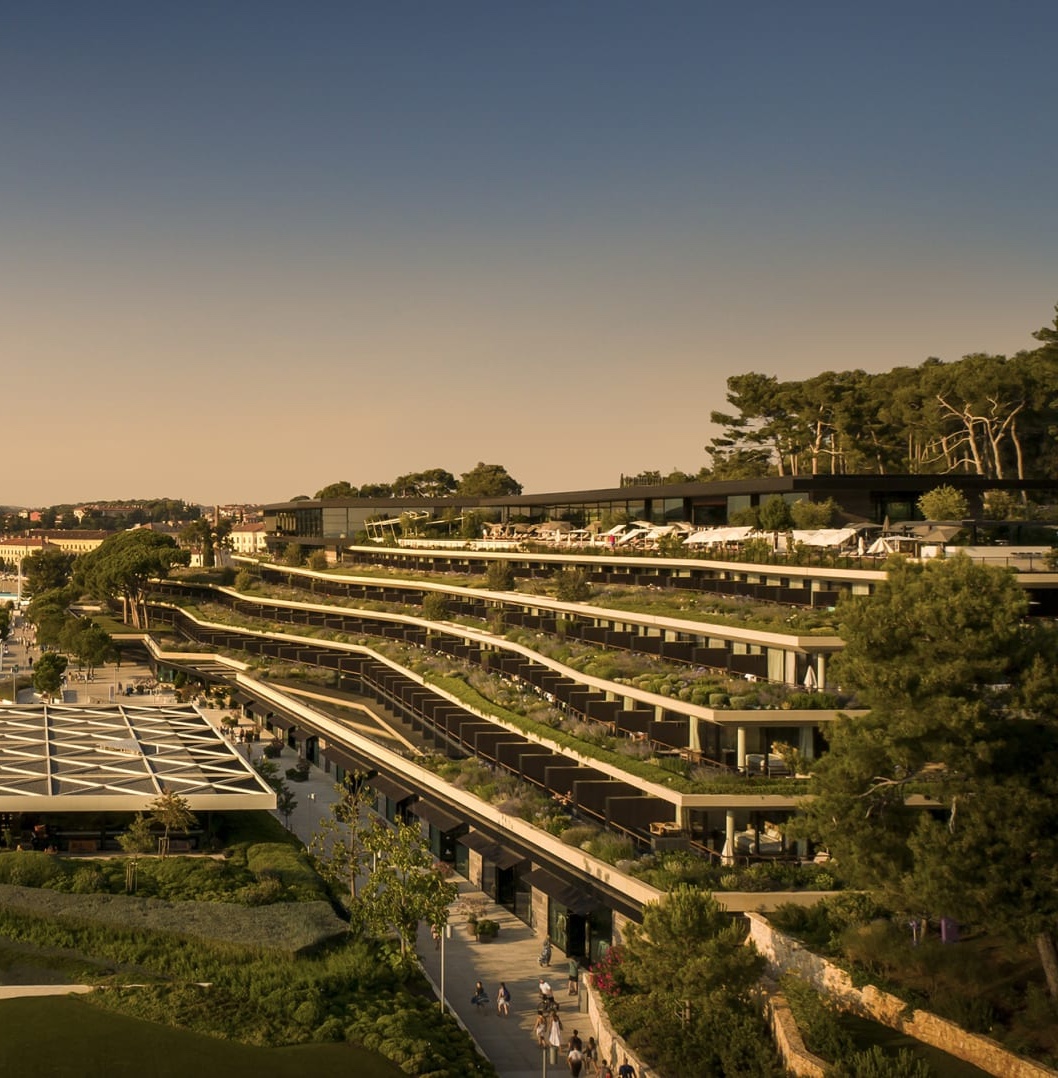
[314,480,358,499]
[59,617,115,675]
[707,303,1058,480]
[22,549,75,597]
[77,529,186,629]
[148,790,198,856]
[361,817,457,958]
[797,554,1058,995]
[916,484,969,521]
[312,463,521,500]
[32,651,67,701]
[456,462,522,497]
[602,887,779,1076]
[179,517,231,569]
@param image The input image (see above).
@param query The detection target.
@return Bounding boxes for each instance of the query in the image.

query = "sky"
[2,2,1056,508]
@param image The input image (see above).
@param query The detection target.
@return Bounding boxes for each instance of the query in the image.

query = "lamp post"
[439,922,452,1014]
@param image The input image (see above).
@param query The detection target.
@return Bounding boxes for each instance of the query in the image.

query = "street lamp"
[439,923,452,1014]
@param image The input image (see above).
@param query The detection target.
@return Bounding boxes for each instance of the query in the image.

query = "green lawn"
[0,997,405,1078]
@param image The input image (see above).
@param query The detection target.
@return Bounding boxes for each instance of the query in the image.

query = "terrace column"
[723,811,736,866]
[736,726,747,772]
[817,654,827,689]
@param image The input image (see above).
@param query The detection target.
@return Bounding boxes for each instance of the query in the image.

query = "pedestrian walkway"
[260,744,597,1078]
[415,880,594,1078]
[6,665,601,1078]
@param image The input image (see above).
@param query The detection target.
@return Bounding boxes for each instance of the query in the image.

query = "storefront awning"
[457,830,526,869]
[323,744,372,773]
[413,800,465,833]
[369,773,416,803]
[524,868,597,916]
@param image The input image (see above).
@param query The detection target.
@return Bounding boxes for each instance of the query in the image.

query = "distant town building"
[229,522,268,555]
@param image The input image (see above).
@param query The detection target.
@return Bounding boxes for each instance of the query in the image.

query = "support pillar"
[736,726,747,772]
[723,811,736,866]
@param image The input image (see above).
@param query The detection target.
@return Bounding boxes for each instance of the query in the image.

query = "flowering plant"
[589,944,625,1001]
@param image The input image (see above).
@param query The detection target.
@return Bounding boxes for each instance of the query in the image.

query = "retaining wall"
[746,912,1058,1078]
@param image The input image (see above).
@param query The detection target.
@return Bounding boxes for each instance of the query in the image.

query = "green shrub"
[245,842,326,900]
[783,691,840,709]
[286,758,311,782]
[584,833,637,864]
[559,825,599,848]
[484,562,514,590]
[929,988,996,1034]
[830,1045,934,1078]
[781,974,854,1063]
[0,851,65,888]
[70,865,107,894]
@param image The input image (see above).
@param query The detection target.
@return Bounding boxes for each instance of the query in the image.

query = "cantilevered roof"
[0,704,277,811]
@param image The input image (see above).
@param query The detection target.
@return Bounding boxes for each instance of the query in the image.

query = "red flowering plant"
[589,944,625,1001]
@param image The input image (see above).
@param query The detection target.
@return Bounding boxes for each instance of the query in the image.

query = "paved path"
[265,746,597,1078]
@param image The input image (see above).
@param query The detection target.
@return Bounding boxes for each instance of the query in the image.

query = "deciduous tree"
[916,484,969,521]
[361,817,457,960]
[308,776,375,906]
[148,790,197,857]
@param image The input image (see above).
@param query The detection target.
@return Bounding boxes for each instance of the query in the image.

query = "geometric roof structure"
[0,703,277,811]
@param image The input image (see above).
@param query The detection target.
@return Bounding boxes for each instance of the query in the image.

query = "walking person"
[548,1010,564,1055]
[470,980,488,1012]
[496,981,511,1016]
[567,1043,584,1077]
[584,1036,600,1075]
[533,1010,548,1047]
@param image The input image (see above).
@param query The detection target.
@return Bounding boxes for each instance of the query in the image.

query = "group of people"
[470,979,513,1016]
[468,970,636,1078]
[532,1014,604,1076]
[466,935,638,1078]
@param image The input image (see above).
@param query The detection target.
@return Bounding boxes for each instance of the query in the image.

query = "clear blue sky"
[2,2,1055,506]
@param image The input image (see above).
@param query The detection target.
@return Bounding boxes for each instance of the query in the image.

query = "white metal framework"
[0,703,276,811]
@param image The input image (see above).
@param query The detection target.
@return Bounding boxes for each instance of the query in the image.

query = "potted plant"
[475,918,500,942]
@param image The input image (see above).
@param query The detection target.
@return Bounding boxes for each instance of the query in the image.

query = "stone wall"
[765,986,827,1078]
[581,970,654,1078]
[747,912,1058,1078]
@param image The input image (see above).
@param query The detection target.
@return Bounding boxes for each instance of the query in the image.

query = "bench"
[67,838,99,853]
